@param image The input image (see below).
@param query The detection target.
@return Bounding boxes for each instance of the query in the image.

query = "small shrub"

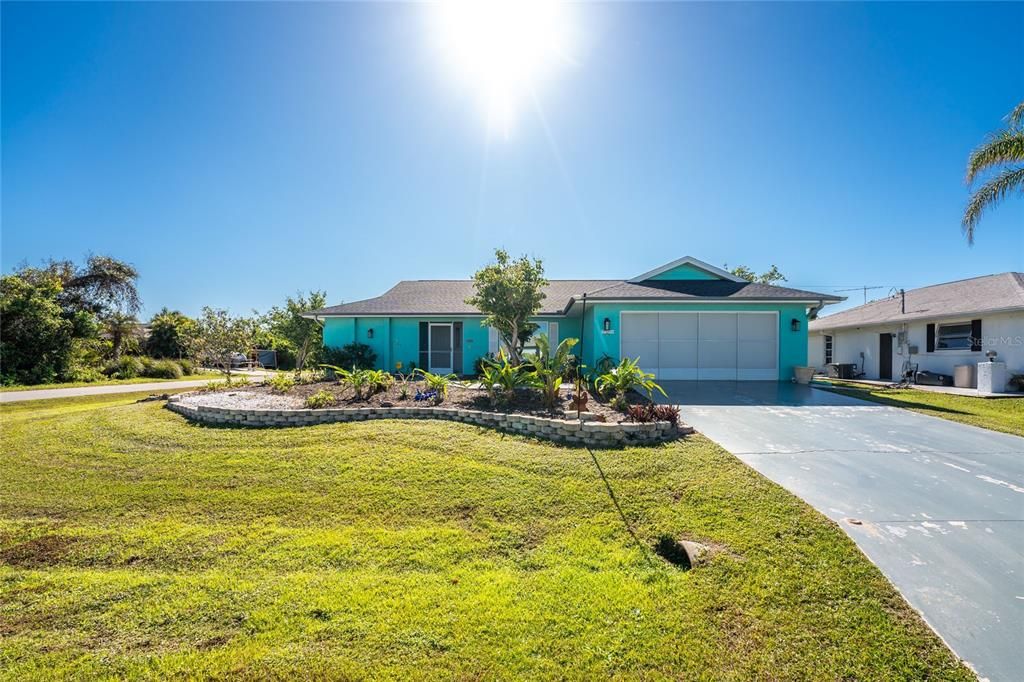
[479,351,537,405]
[625,403,680,427]
[104,356,145,379]
[146,359,184,379]
[365,369,394,395]
[304,390,336,409]
[322,343,377,371]
[652,404,680,427]
[474,353,496,377]
[414,369,457,403]
[178,358,195,375]
[268,374,296,394]
[626,403,655,423]
[594,357,666,401]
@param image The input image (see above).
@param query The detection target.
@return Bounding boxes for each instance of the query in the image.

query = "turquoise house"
[304,257,841,381]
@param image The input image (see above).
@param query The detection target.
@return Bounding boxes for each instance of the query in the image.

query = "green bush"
[524,334,578,409]
[304,390,336,409]
[365,369,394,395]
[414,369,457,403]
[594,357,666,403]
[146,359,183,379]
[178,358,195,375]
[322,343,377,370]
[479,351,537,405]
[104,356,146,379]
[268,374,296,394]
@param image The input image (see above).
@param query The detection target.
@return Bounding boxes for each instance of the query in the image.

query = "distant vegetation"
[0,254,327,386]
[727,264,787,285]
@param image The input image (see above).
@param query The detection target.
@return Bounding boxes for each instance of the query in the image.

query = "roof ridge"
[900,271,1017,293]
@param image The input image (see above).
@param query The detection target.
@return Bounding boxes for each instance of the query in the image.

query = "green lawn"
[815,379,1024,437]
[0,374,218,392]
[0,393,970,680]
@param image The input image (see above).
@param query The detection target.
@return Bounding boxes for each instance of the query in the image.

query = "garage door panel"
[738,340,777,369]
[699,340,737,368]
[621,314,658,341]
[738,313,775,340]
[621,340,659,374]
[699,313,737,339]
[659,340,698,368]
[658,313,698,338]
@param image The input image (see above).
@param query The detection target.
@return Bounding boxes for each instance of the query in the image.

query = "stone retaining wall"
[165,398,690,447]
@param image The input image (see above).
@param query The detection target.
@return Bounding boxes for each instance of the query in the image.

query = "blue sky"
[3,1,1022,318]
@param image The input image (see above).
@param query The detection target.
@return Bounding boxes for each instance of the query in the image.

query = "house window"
[936,322,973,350]
[824,335,833,365]
[521,321,549,356]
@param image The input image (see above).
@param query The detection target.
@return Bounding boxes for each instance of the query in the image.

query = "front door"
[879,333,893,380]
[428,323,454,374]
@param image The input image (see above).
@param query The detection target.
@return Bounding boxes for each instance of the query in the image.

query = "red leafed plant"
[626,403,680,427]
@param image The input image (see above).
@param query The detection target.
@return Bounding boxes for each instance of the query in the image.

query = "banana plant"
[525,334,579,409]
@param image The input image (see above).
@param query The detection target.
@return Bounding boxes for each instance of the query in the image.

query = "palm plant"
[594,357,666,403]
[962,100,1024,243]
[525,334,578,409]
[104,313,139,361]
[479,350,538,405]
[414,368,457,402]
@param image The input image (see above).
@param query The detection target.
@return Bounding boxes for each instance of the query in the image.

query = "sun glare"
[433,1,574,137]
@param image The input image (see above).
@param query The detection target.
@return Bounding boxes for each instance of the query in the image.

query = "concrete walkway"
[0,371,271,403]
[659,381,1024,682]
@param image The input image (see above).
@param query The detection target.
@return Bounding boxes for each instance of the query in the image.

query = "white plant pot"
[794,366,815,385]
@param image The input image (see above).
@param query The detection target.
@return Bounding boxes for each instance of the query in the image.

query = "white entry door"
[620,312,778,381]
[428,323,454,374]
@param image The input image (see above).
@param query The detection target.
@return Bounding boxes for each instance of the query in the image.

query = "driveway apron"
[659,381,1023,682]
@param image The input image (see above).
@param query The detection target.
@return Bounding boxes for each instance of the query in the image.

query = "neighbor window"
[824,335,833,364]
[936,322,973,350]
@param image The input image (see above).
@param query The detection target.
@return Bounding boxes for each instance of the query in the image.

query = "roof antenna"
[888,287,905,314]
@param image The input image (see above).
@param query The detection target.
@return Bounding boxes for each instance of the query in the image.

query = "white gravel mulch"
[176,391,303,410]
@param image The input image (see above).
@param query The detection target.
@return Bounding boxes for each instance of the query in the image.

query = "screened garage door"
[620,312,778,381]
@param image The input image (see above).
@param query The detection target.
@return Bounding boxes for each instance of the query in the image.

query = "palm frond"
[961,165,1024,244]
[965,130,1024,184]
[1008,100,1024,128]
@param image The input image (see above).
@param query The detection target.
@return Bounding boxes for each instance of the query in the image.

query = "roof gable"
[628,256,744,283]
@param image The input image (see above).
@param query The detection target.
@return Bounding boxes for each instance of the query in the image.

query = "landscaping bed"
[170,381,684,446]
[182,379,649,424]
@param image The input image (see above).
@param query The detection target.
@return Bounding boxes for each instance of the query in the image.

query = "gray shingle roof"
[308,278,840,317]
[809,272,1024,331]
[581,280,843,302]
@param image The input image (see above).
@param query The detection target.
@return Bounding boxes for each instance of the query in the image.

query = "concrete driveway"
[659,381,1023,682]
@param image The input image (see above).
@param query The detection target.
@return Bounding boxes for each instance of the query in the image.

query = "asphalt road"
[0,371,271,403]
[659,380,1024,682]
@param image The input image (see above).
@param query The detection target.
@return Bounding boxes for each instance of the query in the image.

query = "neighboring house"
[808,272,1024,385]
[304,256,841,382]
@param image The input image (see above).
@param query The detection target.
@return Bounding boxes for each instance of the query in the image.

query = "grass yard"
[0,375,218,392]
[816,379,1024,437]
[0,393,971,680]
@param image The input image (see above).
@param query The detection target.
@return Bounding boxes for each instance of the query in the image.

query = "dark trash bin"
[827,363,856,379]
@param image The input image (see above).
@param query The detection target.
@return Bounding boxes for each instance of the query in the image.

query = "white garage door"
[620,312,778,381]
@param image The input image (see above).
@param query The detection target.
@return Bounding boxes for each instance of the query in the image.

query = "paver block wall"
[165,399,689,447]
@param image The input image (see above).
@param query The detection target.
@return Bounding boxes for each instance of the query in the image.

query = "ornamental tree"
[466,249,548,365]
[186,307,255,376]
